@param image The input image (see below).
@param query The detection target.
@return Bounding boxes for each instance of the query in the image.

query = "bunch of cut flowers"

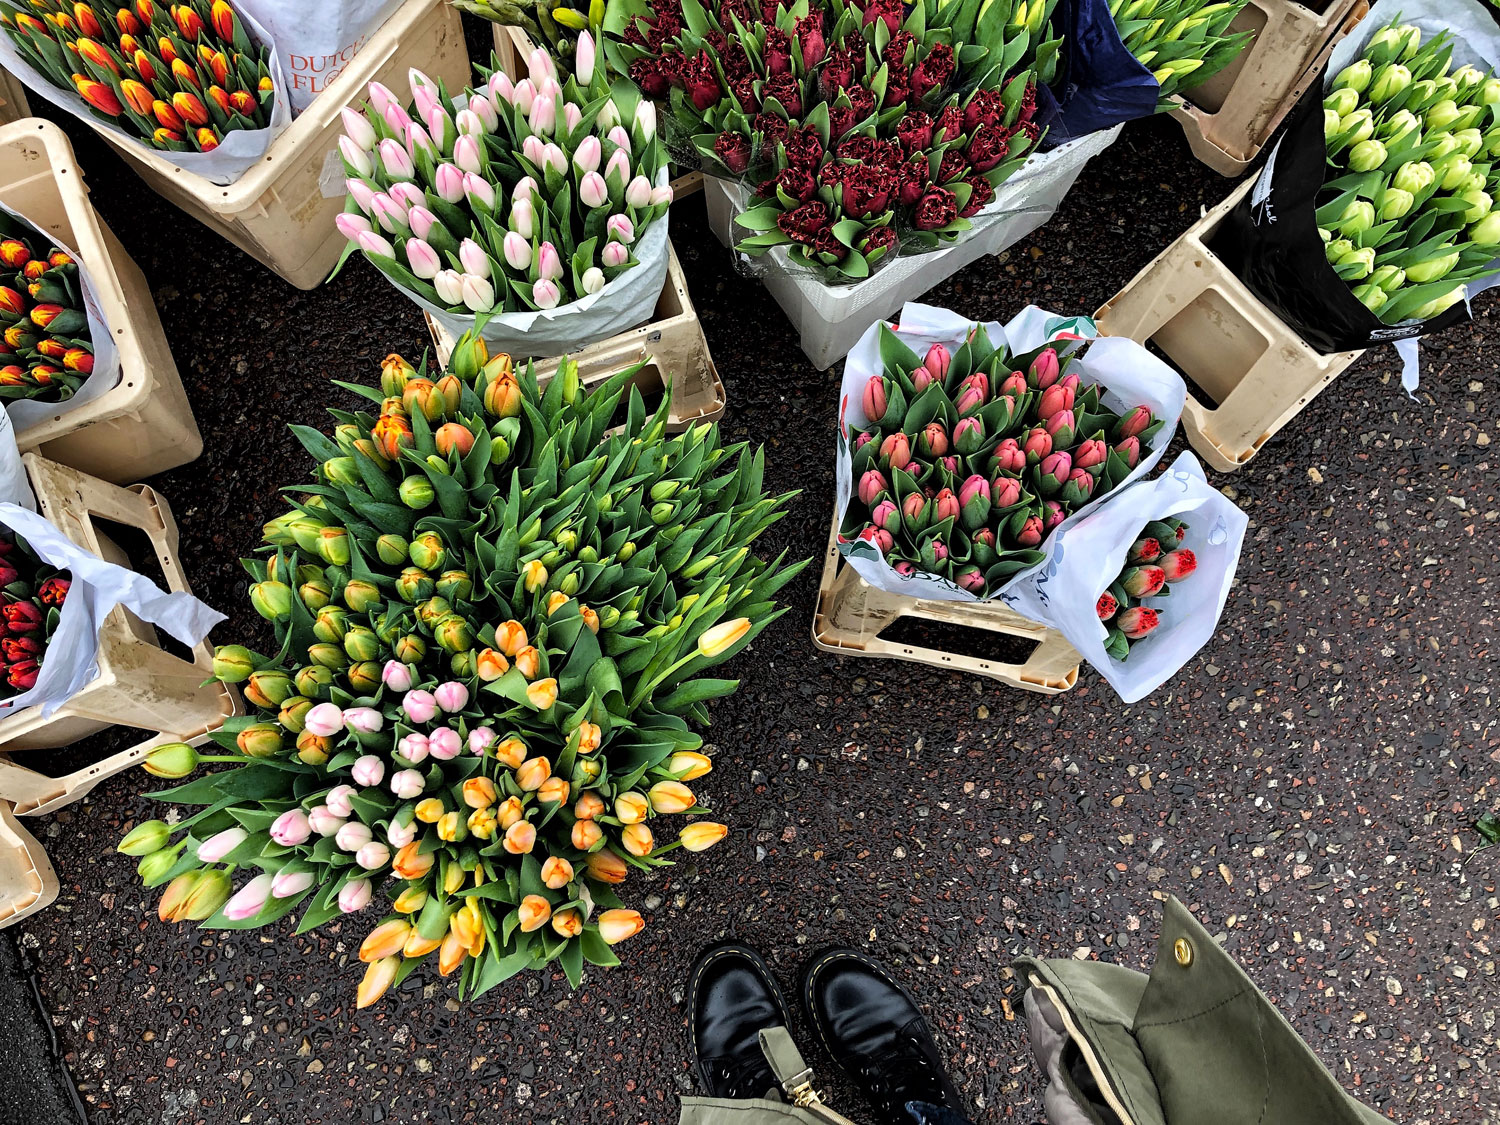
[0,213,94,405]
[1094,517,1196,660]
[0,530,70,698]
[842,320,1163,597]
[118,329,805,1008]
[606,0,1062,280]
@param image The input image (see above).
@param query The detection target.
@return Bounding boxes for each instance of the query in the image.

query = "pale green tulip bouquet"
[1318,20,1500,325]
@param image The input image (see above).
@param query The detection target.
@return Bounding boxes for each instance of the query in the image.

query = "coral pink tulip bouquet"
[835,303,1185,601]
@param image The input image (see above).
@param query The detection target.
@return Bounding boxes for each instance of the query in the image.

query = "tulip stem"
[626,650,698,711]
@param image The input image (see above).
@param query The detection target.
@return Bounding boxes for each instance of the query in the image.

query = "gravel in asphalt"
[1,24,1497,1125]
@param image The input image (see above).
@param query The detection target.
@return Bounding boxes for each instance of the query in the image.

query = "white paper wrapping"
[1003,452,1249,704]
[388,186,672,360]
[0,6,291,186]
[0,200,121,432]
[834,302,1187,603]
[236,0,404,115]
[0,426,226,719]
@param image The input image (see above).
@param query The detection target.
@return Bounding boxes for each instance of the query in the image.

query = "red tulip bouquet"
[605,0,1062,280]
[0,0,288,182]
[835,302,1186,600]
[0,531,70,700]
[1005,451,1248,702]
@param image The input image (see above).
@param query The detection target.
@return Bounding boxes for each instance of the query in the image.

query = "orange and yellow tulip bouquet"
[117,329,806,1008]
[0,1,288,180]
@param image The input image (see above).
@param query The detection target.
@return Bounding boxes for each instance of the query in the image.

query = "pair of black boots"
[687,943,966,1125]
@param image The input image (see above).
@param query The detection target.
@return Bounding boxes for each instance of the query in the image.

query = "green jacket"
[1013,897,1395,1125]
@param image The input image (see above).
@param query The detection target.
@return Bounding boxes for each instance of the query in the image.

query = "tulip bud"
[1028,348,1060,389]
[1120,565,1166,598]
[1332,59,1371,94]
[533,279,562,309]
[143,742,199,779]
[1116,606,1159,640]
[859,469,890,507]
[1346,139,1387,173]
[120,819,173,857]
[428,727,463,760]
[598,908,646,945]
[388,769,425,800]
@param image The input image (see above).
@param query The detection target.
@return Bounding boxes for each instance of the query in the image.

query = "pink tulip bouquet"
[336,31,672,322]
[840,309,1173,599]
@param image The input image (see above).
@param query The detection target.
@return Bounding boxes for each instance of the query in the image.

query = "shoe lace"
[712,1054,775,1100]
[857,1031,945,1114]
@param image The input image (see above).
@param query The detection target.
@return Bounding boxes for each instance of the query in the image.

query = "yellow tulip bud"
[437,811,464,842]
[494,620,529,656]
[680,822,730,852]
[476,648,510,681]
[667,751,713,781]
[545,591,569,616]
[574,792,605,820]
[439,930,468,976]
[586,848,629,884]
[597,908,646,945]
[537,775,571,805]
[580,606,600,634]
[462,777,497,809]
[516,756,552,791]
[393,886,428,914]
[541,857,575,889]
[467,807,498,839]
[697,617,750,658]
[526,677,559,710]
[522,559,548,592]
[649,780,696,814]
[414,797,445,823]
[614,792,649,824]
[551,908,584,938]
[622,822,655,857]
[356,956,400,1008]
[496,795,524,829]
[514,645,542,679]
[504,820,537,855]
[404,929,443,958]
[572,819,603,849]
[492,737,527,769]
[359,919,412,963]
[576,721,603,755]
[518,894,552,932]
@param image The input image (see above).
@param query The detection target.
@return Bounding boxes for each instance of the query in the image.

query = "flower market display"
[116,331,805,1005]
[1318,21,1500,325]
[0,0,276,153]
[840,319,1165,596]
[1094,517,1193,660]
[0,530,69,698]
[605,0,1061,281]
[1109,0,1254,106]
[0,214,94,405]
[336,38,673,325]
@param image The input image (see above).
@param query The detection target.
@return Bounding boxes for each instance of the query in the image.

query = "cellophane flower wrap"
[605,0,1062,281]
[338,35,673,353]
[119,332,806,1008]
[835,302,1186,602]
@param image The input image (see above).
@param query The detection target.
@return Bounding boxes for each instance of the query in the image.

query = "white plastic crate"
[705,125,1123,368]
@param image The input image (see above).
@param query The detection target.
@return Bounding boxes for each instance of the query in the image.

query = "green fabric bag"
[1013,897,1396,1125]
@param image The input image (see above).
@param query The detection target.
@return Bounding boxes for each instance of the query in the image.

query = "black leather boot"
[801,948,965,1125]
[687,942,794,1100]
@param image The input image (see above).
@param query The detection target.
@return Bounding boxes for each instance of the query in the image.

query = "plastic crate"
[0,454,238,816]
[705,125,1122,369]
[88,0,468,290]
[1171,0,1368,176]
[426,243,726,430]
[1094,179,1364,472]
[0,119,202,482]
[811,519,1080,694]
[0,799,56,928]
[488,23,704,199]
[0,66,28,127]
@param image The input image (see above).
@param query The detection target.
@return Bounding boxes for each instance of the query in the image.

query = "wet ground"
[2,24,1498,1125]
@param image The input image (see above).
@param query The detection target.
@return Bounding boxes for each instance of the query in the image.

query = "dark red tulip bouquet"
[0,530,70,699]
[606,0,1062,280]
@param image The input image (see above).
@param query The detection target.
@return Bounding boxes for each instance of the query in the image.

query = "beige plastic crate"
[0,66,29,127]
[488,23,704,199]
[1171,0,1368,176]
[426,244,726,430]
[0,119,202,482]
[811,520,1080,694]
[1095,178,1364,472]
[0,453,238,816]
[0,799,56,928]
[89,0,468,290]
